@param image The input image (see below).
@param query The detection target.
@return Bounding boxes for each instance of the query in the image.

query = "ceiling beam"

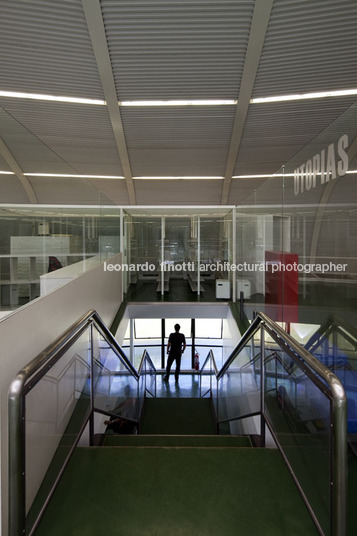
[82,0,136,204]
[0,137,37,203]
[221,0,274,204]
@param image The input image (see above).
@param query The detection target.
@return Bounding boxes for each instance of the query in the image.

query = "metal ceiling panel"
[0,99,123,175]
[28,177,113,205]
[0,174,30,203]
[101,0,255,100]
[0,0,104,99]
[86,179,130,205]
[253,0,357,98]
[121,105,233,175]
[234,97,357,175]
[0,155,11,171]
[134,179,223,205]
[228,178,268,204]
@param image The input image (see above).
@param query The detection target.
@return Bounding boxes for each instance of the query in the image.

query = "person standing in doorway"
[163,323,186,383]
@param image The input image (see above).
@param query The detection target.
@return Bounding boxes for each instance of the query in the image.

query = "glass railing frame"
[199,312,347,536]
[138,349,157,399]
[8,308,155,536]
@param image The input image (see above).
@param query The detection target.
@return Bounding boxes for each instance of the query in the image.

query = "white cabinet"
[237,280,251,299]
[216,279,230,299]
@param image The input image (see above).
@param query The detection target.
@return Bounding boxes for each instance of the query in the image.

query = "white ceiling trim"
[221,0,275,204]
[0,137,37,203]
[81,0,136,204]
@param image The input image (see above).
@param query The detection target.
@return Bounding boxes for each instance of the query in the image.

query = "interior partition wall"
[122,207,235,300]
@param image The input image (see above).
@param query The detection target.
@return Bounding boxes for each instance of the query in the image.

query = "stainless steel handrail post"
[89,323,94,447]
[331,378,348,536]
[8,373,26,536]
[260,325,266,447]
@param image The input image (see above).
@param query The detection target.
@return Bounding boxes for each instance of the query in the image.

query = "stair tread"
[103,434,252,447]
[33,447,319,536]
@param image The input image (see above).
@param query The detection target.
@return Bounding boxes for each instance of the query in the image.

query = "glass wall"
[236,101,357,441]
[122,207,235,301]
[0,205,121,310]
[237,102,357,329]
[122,317,224,370]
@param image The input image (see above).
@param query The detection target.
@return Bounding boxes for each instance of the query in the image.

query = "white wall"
[222,308,242,362]
[0,253,122,536]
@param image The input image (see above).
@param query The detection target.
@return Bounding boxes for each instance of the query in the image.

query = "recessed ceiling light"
[24,173,124,179]
[251,89,357,104]
[133,176,224,180]
[0,91,106,105]
[119,100,237,107]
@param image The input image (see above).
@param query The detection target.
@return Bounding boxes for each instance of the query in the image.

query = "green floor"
[140,398,216,435]
[32,397,320,536]
[34,446,318,536]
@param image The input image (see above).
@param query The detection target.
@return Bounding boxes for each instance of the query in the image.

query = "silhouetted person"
[163,323,186,383]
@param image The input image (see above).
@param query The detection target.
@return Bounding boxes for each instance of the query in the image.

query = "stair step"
[141,397,216,435]
[103,434,252,447]
[33,447,319,536]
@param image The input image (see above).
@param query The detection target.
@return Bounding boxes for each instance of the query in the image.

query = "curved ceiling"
[0,0,356,206]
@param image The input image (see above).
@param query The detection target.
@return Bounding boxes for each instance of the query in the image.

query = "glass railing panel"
[306,324,357,435]
[200,352,213,398]
[263,343,331,536]
[144,351,156,398]
[92,327,138,421]
[25,328,91,533]
[196,345,223,370]
[217,332,261,423]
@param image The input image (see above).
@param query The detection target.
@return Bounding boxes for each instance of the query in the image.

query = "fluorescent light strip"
[119,99,237,106]
[25,173,124,179]
[232,173,292,178]
[1,89,356,107]
[0,91,106,106]
[251,89,357,104]
[133,176,223,180]
[1,171,356,180]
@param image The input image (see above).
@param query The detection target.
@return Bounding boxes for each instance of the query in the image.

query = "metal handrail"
[305,314,357,353]
[8,309,145,536]
[201,311,347,536]
[138,349,157,376]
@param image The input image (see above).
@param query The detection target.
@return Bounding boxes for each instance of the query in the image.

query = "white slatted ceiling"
[0,0,104,99]
[0,175,30,203]
[28,177,114,205]
[0,155,11,171]
[121,104,234,175]
[0,99,123,175]
[134,179,223,204]
[253,0,357,98]
[101,0,255,100]
[234,97,357,175]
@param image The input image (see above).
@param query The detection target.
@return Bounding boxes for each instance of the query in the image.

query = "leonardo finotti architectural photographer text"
[104,261,348,274]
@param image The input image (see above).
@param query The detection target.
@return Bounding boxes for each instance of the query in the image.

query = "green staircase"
[33,397,319,536]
